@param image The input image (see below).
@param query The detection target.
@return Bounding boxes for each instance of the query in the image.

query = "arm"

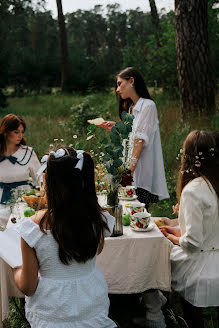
[159,225,181,245]
[161,217,179,227]
[130,138,144,174]
[130,102,157,174]
[178,188,204,252]
[98,121,115,131]
[13,237,39,296]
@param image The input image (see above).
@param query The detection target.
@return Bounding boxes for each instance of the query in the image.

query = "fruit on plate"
[25,189,35,196]
[122,213,130,226]
[24,207,35,217]
[87,117,104,126]
[154,219,165,227]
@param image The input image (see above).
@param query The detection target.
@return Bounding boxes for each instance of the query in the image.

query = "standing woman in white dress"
[100,67,169,328]
[160,130,219,328]
[0,114,41,228]
[99,67,169,211]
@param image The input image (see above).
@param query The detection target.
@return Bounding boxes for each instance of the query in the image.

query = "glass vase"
[104,203,123,237]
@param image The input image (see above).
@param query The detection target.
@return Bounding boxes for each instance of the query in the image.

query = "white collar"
[132,97,144,112]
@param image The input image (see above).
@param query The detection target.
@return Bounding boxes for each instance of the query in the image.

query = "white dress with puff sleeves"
[17,211,116,328]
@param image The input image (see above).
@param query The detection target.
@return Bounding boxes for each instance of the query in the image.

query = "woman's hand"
[98,121,115,131]
[172,203,179,215]
[159,225,181,245]
[161,217,179,227]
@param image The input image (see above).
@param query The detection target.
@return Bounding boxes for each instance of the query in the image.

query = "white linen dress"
[17,212,117,328]
[0,145,40,227]
[171,177,219,306]
[128,98,169,200]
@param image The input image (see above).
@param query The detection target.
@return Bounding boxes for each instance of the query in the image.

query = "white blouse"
[0,145,41,227]
[129,98,169,200]
[171,177,219,306]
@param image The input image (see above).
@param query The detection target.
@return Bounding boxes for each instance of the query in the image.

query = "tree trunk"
[148,0,161,48]
[56,0,68,92]
[174,0,215,119]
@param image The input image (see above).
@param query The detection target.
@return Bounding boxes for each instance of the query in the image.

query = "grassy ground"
[1,90,219,327]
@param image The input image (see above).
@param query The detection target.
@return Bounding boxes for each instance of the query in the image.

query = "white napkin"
[0,227,22,268]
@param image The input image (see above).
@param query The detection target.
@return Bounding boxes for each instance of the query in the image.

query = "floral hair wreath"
[176,147,215,174]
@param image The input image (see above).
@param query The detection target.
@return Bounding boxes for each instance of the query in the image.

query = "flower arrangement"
[88,111,134,206]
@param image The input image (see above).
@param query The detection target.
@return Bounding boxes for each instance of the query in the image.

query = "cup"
[133,211,151,229]
[124,186,135,198]
[125,201,145,222]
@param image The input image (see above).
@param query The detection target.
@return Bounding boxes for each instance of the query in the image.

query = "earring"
[130,84,133,88]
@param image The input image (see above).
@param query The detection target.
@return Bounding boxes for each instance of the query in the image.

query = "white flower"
[69,144,73,147]
[54,138,58,141]
[49,144,54,147]
[73,135,77,139]
[60,139,64,142]
[86,135,94,141]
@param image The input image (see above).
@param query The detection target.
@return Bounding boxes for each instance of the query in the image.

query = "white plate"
[130,222,155,232]
[119,195,138,201]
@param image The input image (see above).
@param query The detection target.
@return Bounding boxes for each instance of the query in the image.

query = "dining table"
[0,195,172,327]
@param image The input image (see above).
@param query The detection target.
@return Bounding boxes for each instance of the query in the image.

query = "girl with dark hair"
[0,114,40,228]
[99,67,169,210]
[13,147,116,328]
[160,130,219,328]
[100,67,169,328]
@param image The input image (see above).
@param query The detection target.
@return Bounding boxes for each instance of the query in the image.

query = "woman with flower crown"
[0,114,40,228]
[160,130,219,328]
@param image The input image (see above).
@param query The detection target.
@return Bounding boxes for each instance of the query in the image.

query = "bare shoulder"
[31,209,47,226]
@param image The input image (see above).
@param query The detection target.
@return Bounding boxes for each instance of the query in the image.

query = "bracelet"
[130,156,139,166]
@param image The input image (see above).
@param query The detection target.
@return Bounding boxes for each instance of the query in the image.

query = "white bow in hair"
[37,148,66,177]
[75,150,84,170]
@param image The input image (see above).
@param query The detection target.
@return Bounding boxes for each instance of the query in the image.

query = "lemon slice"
[87,117,104,126]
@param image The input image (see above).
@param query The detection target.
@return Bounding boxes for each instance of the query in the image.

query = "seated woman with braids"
[0,114,40,228]
[160,130,219,328]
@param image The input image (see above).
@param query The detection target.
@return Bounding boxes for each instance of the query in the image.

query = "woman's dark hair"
[0,114,26,155]
[116,67,152,119]
[40,147,109,264]
[177,130,219,201]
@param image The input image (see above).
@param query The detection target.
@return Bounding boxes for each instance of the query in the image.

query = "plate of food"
[22,189,47,210]
[130,222,155,232]
[87,117,104,126]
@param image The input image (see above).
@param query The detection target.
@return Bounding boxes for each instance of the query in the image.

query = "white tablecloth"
[97,223,172,294]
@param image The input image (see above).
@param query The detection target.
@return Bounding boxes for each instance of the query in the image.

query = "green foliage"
[0,2,219,94]
[103,111,134,183]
